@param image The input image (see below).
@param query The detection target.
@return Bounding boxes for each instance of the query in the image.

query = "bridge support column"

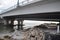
[17,19,24,30]
[17,20,20,30]
[10,19,14,29]
[57,21,60,33]
[3,19,11,29]
[20,20,24,30]
[4,20,9,27]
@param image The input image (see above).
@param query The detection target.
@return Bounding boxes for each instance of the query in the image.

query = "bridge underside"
[3,12,60,22]
[2,12,60,30]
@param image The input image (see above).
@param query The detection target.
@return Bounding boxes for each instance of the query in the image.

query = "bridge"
[0,0,60,30]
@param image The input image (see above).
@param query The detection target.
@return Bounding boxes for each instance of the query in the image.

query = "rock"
[23,26,45,40]
[3,35,12,40]
[0,38,4,40]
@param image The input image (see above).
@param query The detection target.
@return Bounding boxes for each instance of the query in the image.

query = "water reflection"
[0,23,13,33]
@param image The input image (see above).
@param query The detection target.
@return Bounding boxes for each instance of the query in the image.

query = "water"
[0,25,24,40]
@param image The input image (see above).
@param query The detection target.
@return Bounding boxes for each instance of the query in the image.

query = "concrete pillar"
[17,19,24,30]
[10,19,14,29]
[20,20,23,30]
[17,20,20,30]
[57,21,60,33]
[5,20,9,27]
[3,19,10,29]
[3,20,8,25]
[57,25,59,33]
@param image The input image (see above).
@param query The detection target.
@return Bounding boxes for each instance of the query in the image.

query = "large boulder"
[23,26,45,40]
